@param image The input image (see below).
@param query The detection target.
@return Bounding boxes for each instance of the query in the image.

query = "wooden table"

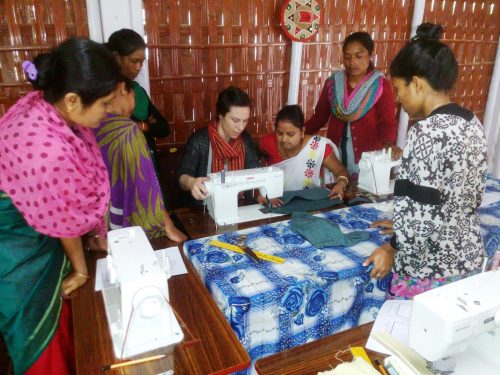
[255,322,387,375]
[72,237,250,375]
[172,186,365,241]
[173,206,286,240]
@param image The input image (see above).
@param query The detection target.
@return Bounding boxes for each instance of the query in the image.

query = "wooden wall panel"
[0,0,89,116]
[0,1,498,208]
[423,0,500,121]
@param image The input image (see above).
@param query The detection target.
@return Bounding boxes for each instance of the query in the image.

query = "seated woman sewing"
[259,105,349,206]
[178,86,260,204]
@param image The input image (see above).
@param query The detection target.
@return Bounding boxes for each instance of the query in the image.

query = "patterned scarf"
[208,120,245,173]
[0,91,110,237]
[329,69,384,122]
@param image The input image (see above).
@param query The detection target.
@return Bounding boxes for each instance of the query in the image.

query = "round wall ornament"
[280,0,321,42]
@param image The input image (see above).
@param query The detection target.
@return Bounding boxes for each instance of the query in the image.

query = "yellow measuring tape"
[209,240,285,264]
[350,346,372,365]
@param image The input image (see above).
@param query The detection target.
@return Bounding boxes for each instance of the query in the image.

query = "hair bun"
[414,23,443,42]
[30,52,55,90]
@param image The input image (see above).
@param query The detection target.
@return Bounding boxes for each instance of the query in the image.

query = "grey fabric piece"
[265,187,342,215]
[290,211,370,248]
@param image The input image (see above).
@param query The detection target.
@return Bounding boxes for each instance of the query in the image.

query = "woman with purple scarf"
[93,79,187,242]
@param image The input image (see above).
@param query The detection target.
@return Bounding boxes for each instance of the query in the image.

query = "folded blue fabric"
[267,187,343,215]
[290,211,370,248]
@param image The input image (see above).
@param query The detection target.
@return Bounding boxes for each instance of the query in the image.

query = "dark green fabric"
[0,192,70,375]
[132,81,149,121]
[267,187,343,215]
[290,211,370,248]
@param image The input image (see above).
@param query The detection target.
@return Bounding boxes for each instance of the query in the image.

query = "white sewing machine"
[204,166,284,226]
[409,270,500,374]
[358,149,401,196]
[102,227,183,358]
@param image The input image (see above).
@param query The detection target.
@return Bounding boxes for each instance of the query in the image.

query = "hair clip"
[22,60,38,80]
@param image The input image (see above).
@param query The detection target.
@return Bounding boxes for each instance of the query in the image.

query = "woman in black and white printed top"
[364,23,488,299]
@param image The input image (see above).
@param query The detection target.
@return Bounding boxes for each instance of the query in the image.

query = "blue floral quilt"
[182,177,499,374]
[183,204,391,374]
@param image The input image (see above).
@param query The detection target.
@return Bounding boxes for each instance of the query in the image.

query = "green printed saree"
[0,192,70,374]
[94,114,167,238]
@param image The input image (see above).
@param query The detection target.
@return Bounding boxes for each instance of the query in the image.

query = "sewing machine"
[409,270,500,374]
[358,149,400,196]
[204,166,284,226]
[102,227,183,358]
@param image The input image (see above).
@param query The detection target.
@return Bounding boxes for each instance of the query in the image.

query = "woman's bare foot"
[165,225,188,243]
[163,210,188,243]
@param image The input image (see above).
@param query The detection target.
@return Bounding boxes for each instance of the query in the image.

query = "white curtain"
[483,38,500,179]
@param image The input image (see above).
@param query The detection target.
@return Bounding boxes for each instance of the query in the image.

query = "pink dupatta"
[0,91,109,237]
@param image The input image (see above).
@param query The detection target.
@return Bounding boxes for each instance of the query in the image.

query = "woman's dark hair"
[106,28,146,56]
[390,23,458,91]
[342,32,374,55]
[275,105,304,129]
[28,37,121,106]
[216,86,251,118]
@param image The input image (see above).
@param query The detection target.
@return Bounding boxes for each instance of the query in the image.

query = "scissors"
[235,235,262,264]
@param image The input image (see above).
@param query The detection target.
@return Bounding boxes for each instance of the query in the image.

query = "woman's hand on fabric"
[370,219,394,235]
[257,194,283,207]
[61,272,89,297]
[363,242,396,279]
[269,198,284,207]
[328,182,345,200]
[189,177,210,200]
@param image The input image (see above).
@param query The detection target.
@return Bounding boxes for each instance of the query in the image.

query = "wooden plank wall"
[423,0,500,119]
[0,1,499,208]
[0,0,89,116]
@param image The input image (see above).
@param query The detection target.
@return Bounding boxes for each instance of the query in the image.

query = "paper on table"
[94,246,188,291]
[365,299,413,355]
[155,247,188,276]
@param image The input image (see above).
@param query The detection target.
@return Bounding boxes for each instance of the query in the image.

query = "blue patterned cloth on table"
[183,204,392,374]
[182,177,499,374]
[479,176,500,258]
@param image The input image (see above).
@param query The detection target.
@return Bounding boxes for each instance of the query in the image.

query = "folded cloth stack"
[266,187,343,215]
[290,211,370,248]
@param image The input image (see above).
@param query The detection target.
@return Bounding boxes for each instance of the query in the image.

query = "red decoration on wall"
[280,0,321,42]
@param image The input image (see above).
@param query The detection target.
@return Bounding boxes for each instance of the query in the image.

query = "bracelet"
[337,175,349,185]
[75,272,90,279]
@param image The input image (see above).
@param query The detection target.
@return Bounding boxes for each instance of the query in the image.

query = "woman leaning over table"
[106,28,169,157]
[94,77,187,242]
[364,23,488,300]
[259,104,349,206]
[305,31,400,178]
[0,38,121,374]
[178,86,260,204]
